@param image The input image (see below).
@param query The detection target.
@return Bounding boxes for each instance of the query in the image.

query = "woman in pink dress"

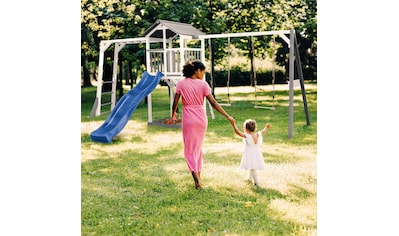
[171,61,235,189]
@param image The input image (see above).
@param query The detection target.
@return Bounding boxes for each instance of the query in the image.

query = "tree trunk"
[207,1,216,98]
[103,63,112,92]
[82,66,92,87]
[118,58,123,100]
[211,43,216,98]
[81,57,92,87]
[250,40,255,87]
[125,60,131,87]
[128,60,135,88]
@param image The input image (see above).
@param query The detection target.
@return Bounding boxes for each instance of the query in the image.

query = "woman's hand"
[165,112,178,124]
[227,116,235,125]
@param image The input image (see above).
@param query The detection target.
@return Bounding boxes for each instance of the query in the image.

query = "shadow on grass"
[81,85,317,235]
[265,152,304,164]
[82,149,314,235]
[287,184,316,203]
[81,133,92,143]
[81,130,148,145]
[251,186,287,200]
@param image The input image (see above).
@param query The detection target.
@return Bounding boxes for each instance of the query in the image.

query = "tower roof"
[142,20,205,39]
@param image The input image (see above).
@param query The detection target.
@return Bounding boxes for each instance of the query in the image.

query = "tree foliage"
[81,0,317,86]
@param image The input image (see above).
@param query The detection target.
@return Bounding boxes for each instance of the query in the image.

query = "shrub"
[207,69,286,87]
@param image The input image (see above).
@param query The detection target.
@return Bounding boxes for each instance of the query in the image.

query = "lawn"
[81,81,317,235]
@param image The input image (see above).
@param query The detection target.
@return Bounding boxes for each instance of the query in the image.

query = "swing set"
[252,35,277,110]
[200,30,310,138]
[90,18,309,139]
[206,34,278,109]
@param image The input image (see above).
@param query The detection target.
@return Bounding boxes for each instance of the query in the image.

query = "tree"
[81,0,146,87]
[268,0,317,80]
[81,0,317,88]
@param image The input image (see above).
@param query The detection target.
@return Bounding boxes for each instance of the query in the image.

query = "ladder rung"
[101,102,112,107]
[103,81,113,84]
[100,111,110,116]
[101,91,113,95]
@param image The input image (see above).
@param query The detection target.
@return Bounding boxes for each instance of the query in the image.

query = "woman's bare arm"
[171,93,181,118]
[206,94,234,122]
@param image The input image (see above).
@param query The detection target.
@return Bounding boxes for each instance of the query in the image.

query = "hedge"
[159,68,314,87]
[207,70,286,87]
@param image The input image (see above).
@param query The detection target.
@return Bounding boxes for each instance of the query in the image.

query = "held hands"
[226,116,236,125]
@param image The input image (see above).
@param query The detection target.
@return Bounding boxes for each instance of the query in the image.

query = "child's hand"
[265,123,271,129]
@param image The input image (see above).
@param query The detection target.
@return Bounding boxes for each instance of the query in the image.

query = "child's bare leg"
[252,170,259,186]
[246,170,253,183]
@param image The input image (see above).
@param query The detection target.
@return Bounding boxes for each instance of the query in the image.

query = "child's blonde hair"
[243,119,256,132]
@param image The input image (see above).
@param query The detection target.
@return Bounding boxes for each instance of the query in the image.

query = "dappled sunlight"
[202,135,316,193]
[163,162,194,190]
[203,142,243,158]
[82,181,119,200]
[162,153,253,193]
[267,143,317,162]
[163,140,316,198]
[270,197,316,227]
[195,139,316,227]
[157,149,184,162]
[264,143,316,193]
[262,151,316,229]
[81,145,108,162]
[202,163,256,194]
[265,161,316,194]
[81,121,183,162]
[81,81,317,234]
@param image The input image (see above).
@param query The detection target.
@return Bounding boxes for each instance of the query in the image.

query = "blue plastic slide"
[90,71,164,143]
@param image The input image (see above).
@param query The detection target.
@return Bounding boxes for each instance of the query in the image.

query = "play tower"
[90,20,206,123]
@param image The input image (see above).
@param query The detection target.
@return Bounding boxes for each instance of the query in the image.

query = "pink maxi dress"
[175,78,211,173]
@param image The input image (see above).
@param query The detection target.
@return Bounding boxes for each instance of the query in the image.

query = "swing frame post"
[226,36,231,105]
[288,30,295,139]
[294,33,311,126]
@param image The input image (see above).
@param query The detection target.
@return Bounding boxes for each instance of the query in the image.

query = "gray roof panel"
[142,20,205,39]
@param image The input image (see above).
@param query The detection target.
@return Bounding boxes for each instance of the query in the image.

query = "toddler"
[230,119,270,186]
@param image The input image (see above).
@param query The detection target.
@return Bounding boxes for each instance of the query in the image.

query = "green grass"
[81,82,317,235]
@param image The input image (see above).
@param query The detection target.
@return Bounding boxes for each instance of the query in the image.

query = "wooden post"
[288,30,295,139]
[146,37,153,123]
[92,41,112,117]
[111,43,125,110]
[294,34,311,126]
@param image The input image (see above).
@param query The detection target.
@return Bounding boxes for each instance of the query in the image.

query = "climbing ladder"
[89,39,146,118]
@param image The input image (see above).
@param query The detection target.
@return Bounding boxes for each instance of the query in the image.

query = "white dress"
[239,132,265,170]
